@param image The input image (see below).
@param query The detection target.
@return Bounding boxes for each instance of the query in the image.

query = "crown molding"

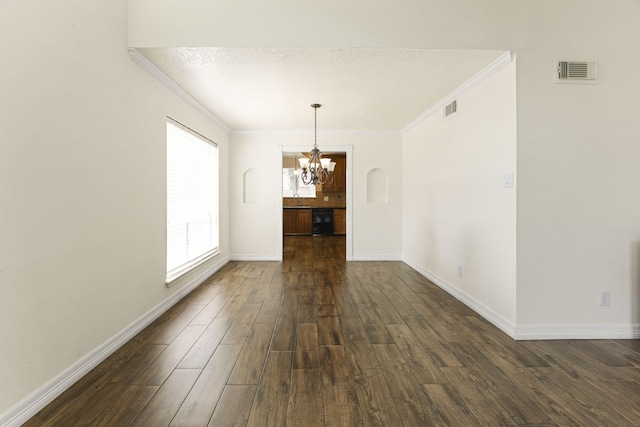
[230,129,401,136]
[128,48,231,133]
[401,50,514,134]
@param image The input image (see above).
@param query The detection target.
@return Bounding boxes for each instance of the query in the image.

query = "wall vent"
[444,99,457,118]
[556,60,597,83]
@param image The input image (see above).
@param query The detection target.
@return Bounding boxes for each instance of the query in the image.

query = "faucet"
[299,197,306,206]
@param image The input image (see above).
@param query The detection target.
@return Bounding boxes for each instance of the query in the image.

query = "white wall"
[402,60,518,330]
[128,0,640,338]
[229,131,403,260]
[128,0,526,49]
[3,1,639,418]
[515,1,640,336]
[0,0,229,416]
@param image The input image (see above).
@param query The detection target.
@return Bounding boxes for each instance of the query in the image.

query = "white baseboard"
[230,254,404,262]
[402,256,640,341]
[0,256,230,427]
[230,254,282,261]
[402,256,517,339]
[514,323,640,340]
[352,254,403,261]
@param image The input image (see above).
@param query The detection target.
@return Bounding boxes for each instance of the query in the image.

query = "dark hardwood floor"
[25,236,640,426]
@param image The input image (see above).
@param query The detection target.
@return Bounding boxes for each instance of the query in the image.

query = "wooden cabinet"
[333,208,346,235]
[283,209,311,235]
[297,209,311,234]
[322,154,346,192]
[283,210,297,234]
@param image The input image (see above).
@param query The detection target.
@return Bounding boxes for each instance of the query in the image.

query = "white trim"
[277,145,284,262]
[401,50,514,134]
[344,146,353,260]
[230,254,281,261]
[234,129,401,136]
[167,116,218,146]
[166,249,221,286]
[352,254,403,261]
[402,256,640,341]
[128,48,231,133]
[514,324,640,341]
[0,255,230,427]
[402,256,517,339]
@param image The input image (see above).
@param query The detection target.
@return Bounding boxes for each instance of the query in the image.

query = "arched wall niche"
[243,168,263,203]
[366,168,387,203]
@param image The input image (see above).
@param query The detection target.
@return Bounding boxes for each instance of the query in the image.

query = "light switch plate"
[503,173,514,188]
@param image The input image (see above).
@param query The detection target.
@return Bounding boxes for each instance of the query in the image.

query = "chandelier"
[299,104,335,186]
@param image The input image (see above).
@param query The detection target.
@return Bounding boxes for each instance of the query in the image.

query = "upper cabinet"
[322,154,346,192]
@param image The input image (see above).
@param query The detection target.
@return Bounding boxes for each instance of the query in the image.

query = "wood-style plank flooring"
[25,236,640,426]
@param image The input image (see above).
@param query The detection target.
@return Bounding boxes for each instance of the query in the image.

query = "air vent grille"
[557,61,597,83]
[444,100,457,118]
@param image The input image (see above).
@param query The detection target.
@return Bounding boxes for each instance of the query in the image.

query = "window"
[166,119,219,282]
[282,168,316,198]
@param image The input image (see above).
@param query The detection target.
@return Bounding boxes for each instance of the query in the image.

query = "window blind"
[166,119,219,278]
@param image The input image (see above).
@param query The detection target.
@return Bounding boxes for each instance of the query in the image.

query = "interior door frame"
[279,145,353,261]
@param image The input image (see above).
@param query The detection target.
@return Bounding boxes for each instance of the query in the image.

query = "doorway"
[280,145,352,261]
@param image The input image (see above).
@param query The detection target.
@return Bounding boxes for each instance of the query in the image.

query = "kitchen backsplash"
[283,191,346,208]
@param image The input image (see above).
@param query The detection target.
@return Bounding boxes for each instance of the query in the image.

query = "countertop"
[283,206,345,209]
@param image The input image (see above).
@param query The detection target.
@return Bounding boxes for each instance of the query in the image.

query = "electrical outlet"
[599,291,610,306]
[324,196,329,201]
[458,265,464,277]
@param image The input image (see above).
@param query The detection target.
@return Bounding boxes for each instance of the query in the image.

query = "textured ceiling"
[138,47,506,131]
